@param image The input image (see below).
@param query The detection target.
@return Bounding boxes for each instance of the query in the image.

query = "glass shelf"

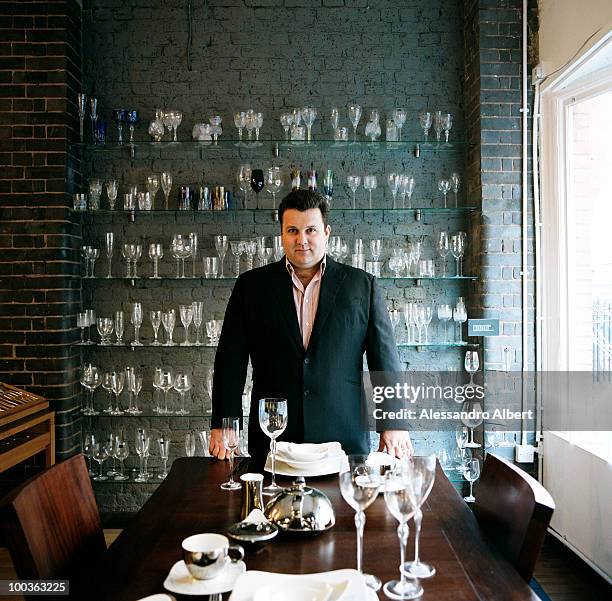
[397,341,477,348]
[72,139,472,155]
[84,412,212,419]
[74,341,477,349]
[81,275,476,283]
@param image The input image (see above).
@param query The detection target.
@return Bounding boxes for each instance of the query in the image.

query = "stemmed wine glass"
[149,243,163,279]
[234,111,246,143]
[433,110,444,142]
[83,432,96,476]
[220,417,241,490]
[150,310,162,345]
[280,112,292,142]
[101,372,114,413]
[158,436,170,480]
[363,175,377,209]
[401,454,437,580]
[387,173,400,209]
[399,175,415,209]
[161,172,172,210]
[442,112,453,142]
[215,235,228,277]
[130,302,143,346]
[106,179,118,210]
[438,178,451,208]
[110,370,125,416]
[158,370,174,415]
[135,430,151,482]
[392,108,407,141]
[162,309,176,346]
[450,234,465,277]
[77,93,87,142]
[465,351,479,387]
[112,109,126,144]
[250,169,264,209]
[339,454,381,591]
[461,400,484,448]
[80,364,101,415]
[92,442,109,481]
[330,107,340,132]
[453,300,467,342]
[237,164,252,209]
[451,172,460,207]
[437,231,449,276]
[265,166,282,209]
[179,304,193,346]
[463,459,480,503]
[383,465,423,600]
[259,398,288,495]
[230,240,244,276]
[146,174,159,208]
[105,232,114,278]
[347,175,361,209]
[347,104,362,142]
[301,106,317,142]
[192,301,204,345]
[437,304,452,342]
[185,431,197,457]
[174,371,192,415]
[114,437,129,481]
[419,110,432,140]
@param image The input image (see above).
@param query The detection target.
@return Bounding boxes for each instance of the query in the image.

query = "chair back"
[474,453,555,582]
[0,454,106,585]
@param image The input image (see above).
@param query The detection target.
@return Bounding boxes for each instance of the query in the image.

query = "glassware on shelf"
[220,417,241,490]
[205,367,214,414]
[77,312,88,344]
[364,110,381,141]
[162,309,176,346]
[83,432,96,476]
[189,232,198,277]
[174,371,192,415]
[301,106,317,142]
[185,430,197,457]
[234,111,247,143]
[387,173,400,209]
[209,115,222,144]
[419,110,432,141]
[399,175,415,209]
[433,110,444,142]
[80,364,101,416]
[114,437,129,481]
[96,317,114,346]
[250,169,264,209]
[237,164,252,209]
[204,256,219,279]
[339,454,381,591]
[92,442,109,481]
[149,243,163,279]
[135,429,151,482]
[450,172,461,207]
[330,107,340,131]
[437,304,452,343]
[85,309,95,344]
[126,110,138,144]
[157,370,174,415]
[392,108,407,142]
[463,459,480,503]
[110,370,125,416]
[192,301,204,345]
[438,178,451,208]
[280,112,292,142]
[105,232,114,278]
[214,235,228,277]
[323,169,333,203]
[265,166,282,209]
[77,93,87,142]
[450,233,466,277]
[259,398,288,495]
[442,112,453,142]
[453,299,467,342]
[347,175,361,209]
[161,172,172,210]
[461,399,483,448]
[101,372,113,413]
[465,350,479,387]
[437,231,449,276]
[112,109,126,144]
[347,103,362,142]
[130,302,143,346]
[179,304,194,346]
[150,310,162,346]
[146,174,160,209]
[105,179,118,210]
[273,235,283,262]
[127,371,143,415]
[245,109,256,141]
[363,175,377,209]
[158,436,170,480]
[230,240,244,277]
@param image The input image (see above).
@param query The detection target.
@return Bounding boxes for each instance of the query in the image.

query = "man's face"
[281,208,331,269]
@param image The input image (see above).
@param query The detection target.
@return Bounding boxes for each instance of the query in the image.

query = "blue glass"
[125,110,139,143]
[95,119,107,145]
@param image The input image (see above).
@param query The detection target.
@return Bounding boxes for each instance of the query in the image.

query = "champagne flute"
[185,431,197,457]
[179,304,193,346]
[105,232,114,278]
[150,310,162,345]
[347,103,362,142]
[110,370,125,415]
[135,430,150,482]
[158,436,170,480]
[192,301,204,345]
[383,466,423,600]
[437,231,449,276]
[162,309,176,346]
[146,174,159,208]
[463,458,480,502]
[259,398,288,495]
[339,454,381,591]
[215,235,228,277]
[106,179,118,210]
[450,234,465,277]
[130,302,143,346]
[220,417,241,490]
[161,172,172,210]
[174,371,192,416]
[450,172,460,207]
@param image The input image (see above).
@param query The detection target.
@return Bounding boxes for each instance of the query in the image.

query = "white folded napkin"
[275,442,343,463]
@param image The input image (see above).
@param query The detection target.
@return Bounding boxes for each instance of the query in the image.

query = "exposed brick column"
[0,0,83,463]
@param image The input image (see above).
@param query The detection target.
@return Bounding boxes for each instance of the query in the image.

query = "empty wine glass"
[150,310,162,345]
[179,304,193,346]
[451,172,460,207]
[370,239,382,261]
[220,417,241,490]
[158,436,170,480]
[265,166,282,209]
[463,459,480,503]
[279,112,292,142]
[101,372,113,413]
[83,432,96,476]
[148,243,163,279]
[114,437,129,481]
[80,364,101,415]
[399,175,415,208]
[130,302,143,346]
[162,309,176,346]
[465,350,479,386]
[158,370,174,415]
[174,371,192,415]
[146,174,159,208]
[330,107,339,131]
[339,455,381,591]
[214,235,228,277]
[442,112,453,142]
[105,179,118,210]
[347,175,361,209]
[234,111,246,142]
[237,163,251,209]
[387,173,400,208]
[437,231,449,276]
[419,110,432,140]
[92,442,109,481]
[450,234,465,276]
[433,110,444,142]
[363,175,377,209]
[259,398,288,495]
[392,108,407,141]
[104,232,114,278]
[230,240,243,276]
[110,370,125,416]
[127,371,143,415]
[383,465,423,600]
[348,104,362,142]
[437,304,452,342]
[438,178,451,208]
[96,317,113,346]
[185,430,197,457]
[77,93,86,142]
[250,169,264,208]
[161,172,172,210]
[453,302,467,342]
[135,430,151,482]
[301,106,317,142]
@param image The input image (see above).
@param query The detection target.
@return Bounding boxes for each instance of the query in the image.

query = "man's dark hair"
[278,189,329,226]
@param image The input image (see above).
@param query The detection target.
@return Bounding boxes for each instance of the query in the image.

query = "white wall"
[539,0,612,74]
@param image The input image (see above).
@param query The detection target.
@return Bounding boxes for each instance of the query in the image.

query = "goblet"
[125,110,138,143]
[250,169,264,209]
[363,175,377,209]
[209,115,222,144]
[214,235,228,276]
[254,112,263,142]
[96,317,114,346]
[442,112,453,142]
[347,175,361,209]
[419,110,432,140]
[323,169,333,203]
[301,106,317,142]
[105,179,118,210]
[219,417,241,490]
[237,163,252,209]
[189,232,198,277]
[438,178,451,208]
[265,166,282,209]
[453,301,467,342]
[234,111,246,143]
[88,178,102,210]
[127,371,143,415]
[174,371,192,415]
[280,112,292,142]
[80,364,101,415]
[230,240,243,277]
[89,97,97,140]
[259,398,287,495]
[158,370,174,415]
[339,455,381,591]
[433,110,444,142]
[112,109,126,144]
[101,372,114,413]
[162,309,176,346]
[243,239,257,271]
[149,243,163,279]
[171,110,183,142]
[392,108,407,141]
[245,109,256,141]
[161,172,172,210]
[150,310,162,345]
[104,232,114,278]
[347,103,362,142]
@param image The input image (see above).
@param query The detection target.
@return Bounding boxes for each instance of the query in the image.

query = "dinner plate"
[229,568,369,601]
[136,595,176,601]
[264,454,347,477]
[163,560,246,596]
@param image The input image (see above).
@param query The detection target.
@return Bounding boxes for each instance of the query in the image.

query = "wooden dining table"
[95,458,541,601]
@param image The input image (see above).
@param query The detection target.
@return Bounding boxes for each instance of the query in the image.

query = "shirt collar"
[285,255,327,277]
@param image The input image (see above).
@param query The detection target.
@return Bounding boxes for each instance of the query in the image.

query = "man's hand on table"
[209,428,229,459]
[378,430,414,458]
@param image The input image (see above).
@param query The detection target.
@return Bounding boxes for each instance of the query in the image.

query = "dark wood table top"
[97,458,541,601]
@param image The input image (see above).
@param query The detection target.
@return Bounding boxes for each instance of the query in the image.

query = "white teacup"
[182,533,244,580]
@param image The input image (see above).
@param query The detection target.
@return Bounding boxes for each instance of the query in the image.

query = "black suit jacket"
[211,256,402,458]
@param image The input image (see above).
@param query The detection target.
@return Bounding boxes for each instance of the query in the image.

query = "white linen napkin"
[275,441,343,463]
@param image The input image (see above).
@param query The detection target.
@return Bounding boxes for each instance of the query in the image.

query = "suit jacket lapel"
[271,259,304,352]
[308,256,346,350]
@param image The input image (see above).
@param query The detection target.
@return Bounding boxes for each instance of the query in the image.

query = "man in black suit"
[209,190,412,460]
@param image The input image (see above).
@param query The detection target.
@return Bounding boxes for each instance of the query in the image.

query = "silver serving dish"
[264,477,335,536]
[227,518,279,552]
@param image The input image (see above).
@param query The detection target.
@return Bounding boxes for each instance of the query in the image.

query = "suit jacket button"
[304,389,310,396]
[304,358,310,365]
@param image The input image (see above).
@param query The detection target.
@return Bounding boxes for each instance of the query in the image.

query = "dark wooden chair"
[474,452,555,582]
[0,454,106,599]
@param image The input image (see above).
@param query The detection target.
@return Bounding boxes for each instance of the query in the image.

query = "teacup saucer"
[163,560,246,596]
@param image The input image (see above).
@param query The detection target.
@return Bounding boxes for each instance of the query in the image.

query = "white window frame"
[540,30,612,371]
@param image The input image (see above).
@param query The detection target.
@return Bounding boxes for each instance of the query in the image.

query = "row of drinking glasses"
[232,110,263,143]
[388,298,468,343]
[76,304,221,347]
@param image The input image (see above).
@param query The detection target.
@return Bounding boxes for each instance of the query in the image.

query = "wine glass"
[450,172,460,207]
[347,104,362,142]
[148,243,163,279]
[387,173,400,209]
[110,370,125,415]
[399,175,415,209]
[280,112,292,142]
[401,454,437,580]
[83,432,96,475]
[214,235,228,277]
[301,106,317,142]
[438,178,451,208]
[127,372,143,415]
[250,168,264,209]
[184,430,197,457]
[179,304,193,346]
[433,110,444,142]
[158,370,174,415]
[437,231,449,276]
[453,302,467,342]
[161,309,176,346]
[462,400,484,448]
[104,232,114,278]
[419,110,432,140]
[339,454,381,591]
[259,398,288,495]
[130,302,143,346]
[146,174,159,208]
[80,364,101,415]
[392,108,407,141]
[437,304,452,342]
[161,172,172,210]
[265,166,282,209]
[442,112,453,142]
[220,417,241,490]
[383,465,423,600]
[114,437,129,481]
[174,371,192,415]
[450,234,465,277]
[465,351,479,386]
[92,442,109,481]
[101,372,114,413]
[363,175,377,209]
[192,301,204,345]
[149,310,162,345]
[235,163,251,210]
[77,93,87,142]
[234,111,246,142]
[112,108,126,144]
[135,430,151,482]
[463,459,480,503]
[105,179,118,210]
[347,175,361,209]
[157,436,170,480]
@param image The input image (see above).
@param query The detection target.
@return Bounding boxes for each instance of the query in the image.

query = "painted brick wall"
[0,0,83,477]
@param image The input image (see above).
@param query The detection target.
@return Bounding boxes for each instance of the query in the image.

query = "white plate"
[163,560,246,596]
[264,453,347,477]
[229,569,368,601]
[136,595,176,601]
